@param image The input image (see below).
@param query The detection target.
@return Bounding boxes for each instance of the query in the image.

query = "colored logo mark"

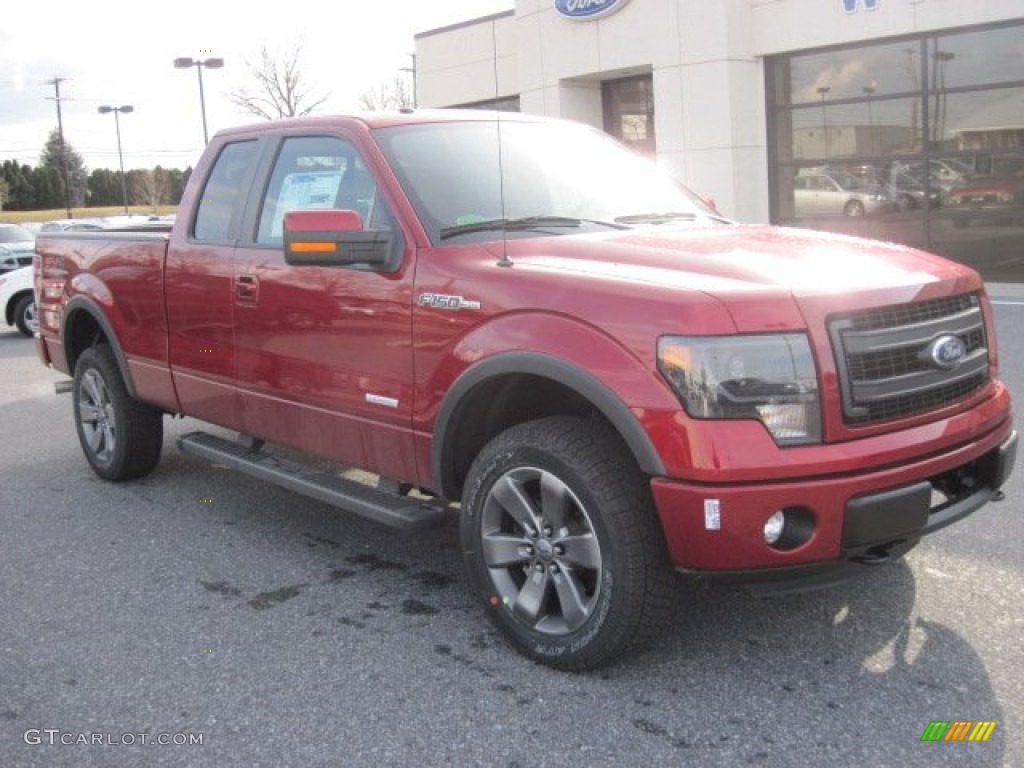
[920,721,997,742]
[554,0,631,21]
[842,0,880,12]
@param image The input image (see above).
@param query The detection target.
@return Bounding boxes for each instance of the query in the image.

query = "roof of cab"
[213,109,550,139]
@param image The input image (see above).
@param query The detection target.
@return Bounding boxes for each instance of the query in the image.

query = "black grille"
[861,373,988,422]
[848,294,978,332]
[846,328,986,381]
[830,294,989,426]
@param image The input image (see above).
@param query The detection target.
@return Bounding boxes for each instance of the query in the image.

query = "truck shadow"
[146,434,1006,766]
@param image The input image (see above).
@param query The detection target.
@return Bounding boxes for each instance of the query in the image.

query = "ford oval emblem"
[929,335,968,370]
[554,0,632,21]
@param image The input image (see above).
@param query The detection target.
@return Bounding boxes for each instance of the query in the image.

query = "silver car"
[794,171,892,218]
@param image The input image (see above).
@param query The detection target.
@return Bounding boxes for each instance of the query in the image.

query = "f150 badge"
[417,293,482,311]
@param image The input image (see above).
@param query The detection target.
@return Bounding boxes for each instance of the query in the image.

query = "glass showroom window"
[768,21,1024,282]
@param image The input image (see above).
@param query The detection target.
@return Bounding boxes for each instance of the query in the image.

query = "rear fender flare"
[63,294,138,399]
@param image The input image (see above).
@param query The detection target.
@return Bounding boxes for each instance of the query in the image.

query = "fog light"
[764,510,786,544]
[763,506,816,551]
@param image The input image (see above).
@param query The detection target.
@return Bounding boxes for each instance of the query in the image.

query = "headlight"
[657,334,822,445]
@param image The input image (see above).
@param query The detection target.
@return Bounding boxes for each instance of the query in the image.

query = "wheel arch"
[5,288,33,326]
[432,352,666,500]
[62,295,138,399]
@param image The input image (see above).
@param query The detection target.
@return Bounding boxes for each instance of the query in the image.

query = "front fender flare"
[432,351,666,498]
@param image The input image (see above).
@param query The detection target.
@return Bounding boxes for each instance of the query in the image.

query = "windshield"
[374,119,717,244]
[0,225,34,243]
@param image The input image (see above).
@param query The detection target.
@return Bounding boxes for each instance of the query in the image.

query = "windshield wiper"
[439,215,627,240]
[614,212,698,225]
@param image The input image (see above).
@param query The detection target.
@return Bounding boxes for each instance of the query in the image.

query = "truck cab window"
[193,140,258,242]
[257,136,385,245]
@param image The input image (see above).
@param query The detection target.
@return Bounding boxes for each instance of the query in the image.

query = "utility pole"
[45,77,73,218]
[400,53,417,108]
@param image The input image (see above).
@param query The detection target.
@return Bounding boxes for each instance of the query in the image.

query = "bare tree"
[232,43,330,120]
[358,75,414,112]
[128,169,171,211]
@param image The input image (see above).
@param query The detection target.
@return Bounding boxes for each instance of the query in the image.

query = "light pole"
[862,84,876,154]
[816,86,831,159]
[98,105,133,214]
[173,57,224,145]
[933,51,955,146]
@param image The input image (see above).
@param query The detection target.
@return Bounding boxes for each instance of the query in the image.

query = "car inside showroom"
[416,0,1024,281]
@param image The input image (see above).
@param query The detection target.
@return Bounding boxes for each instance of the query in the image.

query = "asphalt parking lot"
[1,294,1022,768]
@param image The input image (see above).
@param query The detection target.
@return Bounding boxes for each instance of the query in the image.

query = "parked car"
[793,170,892,217]
[944,174,1024,229]
[39,219,104,233]
[885,170,941,211]
[0,265,36,336]
[0,223,36,274]
[18,222,43,236]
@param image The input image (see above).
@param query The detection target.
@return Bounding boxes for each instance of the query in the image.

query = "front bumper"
[651,423,1016,581]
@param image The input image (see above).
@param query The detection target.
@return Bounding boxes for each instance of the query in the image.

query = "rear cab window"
[193,140,259,241]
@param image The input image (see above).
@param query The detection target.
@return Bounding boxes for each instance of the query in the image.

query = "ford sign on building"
[554,0,632,20]
[416,1,1024,283]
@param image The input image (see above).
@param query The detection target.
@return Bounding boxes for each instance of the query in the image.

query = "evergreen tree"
[40,128,88,207]
[30,166,64,209]
[87,169,122,207]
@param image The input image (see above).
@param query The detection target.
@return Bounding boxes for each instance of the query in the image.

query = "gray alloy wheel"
[461,416,675,670]
[78,368,118,465]
[480,466,603,635]
[72,345,163,481]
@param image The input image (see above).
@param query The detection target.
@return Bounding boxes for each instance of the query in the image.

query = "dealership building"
[416,0,1024,279]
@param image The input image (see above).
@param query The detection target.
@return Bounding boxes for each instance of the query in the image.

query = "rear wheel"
[460,417,675,670]
[843,199,866,217]
[13,294,37,337]
[73,345,163,481]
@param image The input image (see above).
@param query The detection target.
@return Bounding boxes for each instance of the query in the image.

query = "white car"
[0,223,36,274]
[0,266,36,337]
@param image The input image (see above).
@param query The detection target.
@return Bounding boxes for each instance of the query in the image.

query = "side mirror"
[283,209,393,267]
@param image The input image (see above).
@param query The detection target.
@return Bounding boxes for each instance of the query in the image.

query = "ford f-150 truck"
[35,111,1016,670]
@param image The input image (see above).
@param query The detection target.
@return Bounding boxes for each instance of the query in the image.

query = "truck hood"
[499,223,982,331]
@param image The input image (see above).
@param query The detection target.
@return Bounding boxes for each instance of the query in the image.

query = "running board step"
[177,431,445,532]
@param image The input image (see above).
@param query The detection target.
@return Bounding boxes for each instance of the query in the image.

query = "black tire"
[843,199,866,217]
[72,345,163,481]
[898,193,918,211]
[460,416,675,670]
[13,294,37,337]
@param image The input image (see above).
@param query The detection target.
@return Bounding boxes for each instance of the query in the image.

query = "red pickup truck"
[35,111,1016,669]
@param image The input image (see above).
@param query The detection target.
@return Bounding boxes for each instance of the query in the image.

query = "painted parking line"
[991,301,1024,306]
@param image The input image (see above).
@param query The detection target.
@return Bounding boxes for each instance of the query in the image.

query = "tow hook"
[54,379,73,395]
[851,545,896,565]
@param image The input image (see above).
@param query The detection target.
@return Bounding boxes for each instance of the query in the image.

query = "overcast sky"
[0,1,512,172]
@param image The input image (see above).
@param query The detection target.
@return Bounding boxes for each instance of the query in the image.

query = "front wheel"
[13,294,38,337]
[460,417,675,670]
[73,345,163,481]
